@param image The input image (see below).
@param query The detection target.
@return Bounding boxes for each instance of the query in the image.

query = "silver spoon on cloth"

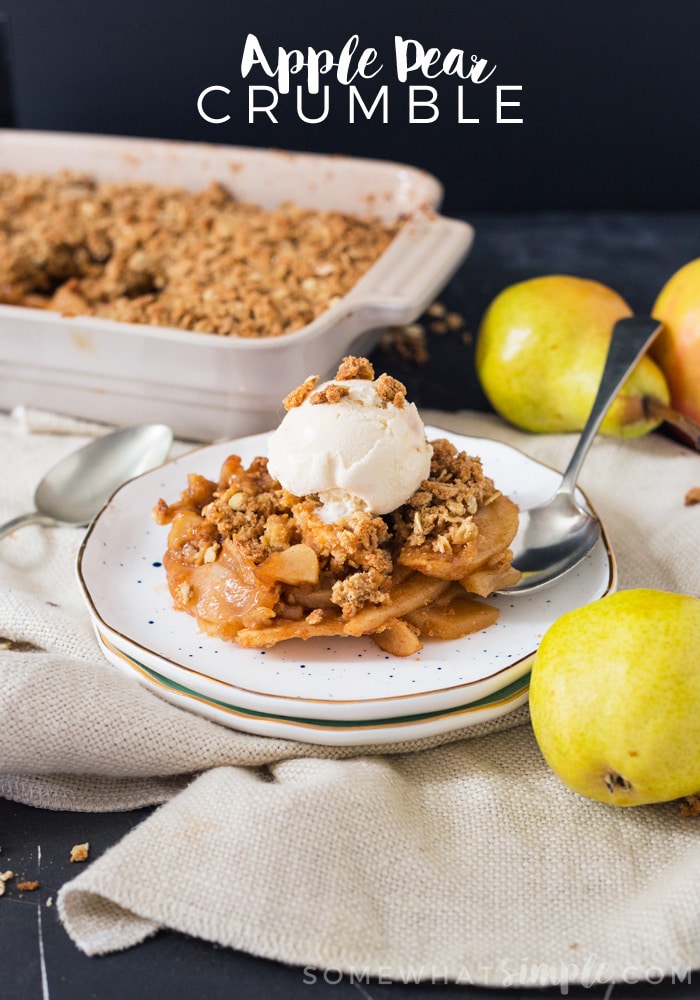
[0,423,173,541]
[497,316,662,596]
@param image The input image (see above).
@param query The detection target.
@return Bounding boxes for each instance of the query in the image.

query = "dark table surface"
[3,210,700,1000]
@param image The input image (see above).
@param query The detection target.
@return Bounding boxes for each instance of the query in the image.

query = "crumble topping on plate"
[153,358,521,656]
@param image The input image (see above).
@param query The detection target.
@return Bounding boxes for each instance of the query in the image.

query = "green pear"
[529,589,700,806]
[475,275,671,436]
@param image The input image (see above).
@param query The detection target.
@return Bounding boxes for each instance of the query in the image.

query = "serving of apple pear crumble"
[152,358,520,657]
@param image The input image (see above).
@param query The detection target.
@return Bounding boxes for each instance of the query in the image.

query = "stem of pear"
[644,396,700,451]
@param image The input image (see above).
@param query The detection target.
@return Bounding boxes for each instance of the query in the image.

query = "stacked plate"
[77,428,615,746]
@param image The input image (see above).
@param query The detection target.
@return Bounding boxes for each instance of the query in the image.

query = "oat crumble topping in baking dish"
[0,171,400,338]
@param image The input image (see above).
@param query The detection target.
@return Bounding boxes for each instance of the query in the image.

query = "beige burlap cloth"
[1,405,700,988]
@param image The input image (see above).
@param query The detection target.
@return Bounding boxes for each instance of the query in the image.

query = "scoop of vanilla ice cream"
[267,377,432,520]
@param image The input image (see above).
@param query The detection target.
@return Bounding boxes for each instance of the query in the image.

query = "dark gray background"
[0,0,699,214]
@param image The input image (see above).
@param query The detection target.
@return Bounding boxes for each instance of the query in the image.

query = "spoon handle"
[0,511,57,541]
[558,317,663,496]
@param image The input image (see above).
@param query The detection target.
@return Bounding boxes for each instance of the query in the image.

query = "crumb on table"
[70,842,90,863]
[379,300,470,365]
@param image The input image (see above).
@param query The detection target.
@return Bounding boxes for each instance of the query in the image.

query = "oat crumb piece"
[684,487,700,506]
[380,302,469,366]
[46,897,53,907]
[429,319,449,335]
[427,301,447,318]
[380,323,429,365]
[335,355,375,381]
[374,373,406,407]
[176,581,194,605]
[681,794,700,817]
[70,842,90,863]
[17,880,39,891]
[310,384,350,405]
[283,375,319,410]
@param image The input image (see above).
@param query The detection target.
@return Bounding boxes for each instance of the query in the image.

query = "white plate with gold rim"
[77,428,616,745]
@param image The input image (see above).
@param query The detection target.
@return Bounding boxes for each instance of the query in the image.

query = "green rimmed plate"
[77,428,615,745]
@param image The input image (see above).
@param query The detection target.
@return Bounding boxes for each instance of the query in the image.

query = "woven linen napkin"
[2,406,700,988]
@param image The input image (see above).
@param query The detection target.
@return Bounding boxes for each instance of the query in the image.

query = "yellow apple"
[529,589,700,807]
[651,258,700,424]
[475,275,670,436]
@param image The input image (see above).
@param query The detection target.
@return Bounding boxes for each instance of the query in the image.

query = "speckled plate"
[77,428,616,745]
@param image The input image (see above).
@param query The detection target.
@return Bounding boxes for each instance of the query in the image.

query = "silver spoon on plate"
[0,423,173,541]
[497,316,662,595]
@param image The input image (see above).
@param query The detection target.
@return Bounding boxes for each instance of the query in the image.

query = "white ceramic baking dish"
[0,130,473,440]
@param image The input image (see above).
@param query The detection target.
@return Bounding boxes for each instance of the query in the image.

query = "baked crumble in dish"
[152,358,521,657]
[0,171,398,338]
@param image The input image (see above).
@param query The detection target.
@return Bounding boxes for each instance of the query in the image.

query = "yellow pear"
[529,589,700,807]
[651,258,700,424]
[475,275,670,436]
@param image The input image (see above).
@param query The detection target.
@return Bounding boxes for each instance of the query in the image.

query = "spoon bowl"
[497,316,663,595]
[0,423,173,541]
[505,490,602,590]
